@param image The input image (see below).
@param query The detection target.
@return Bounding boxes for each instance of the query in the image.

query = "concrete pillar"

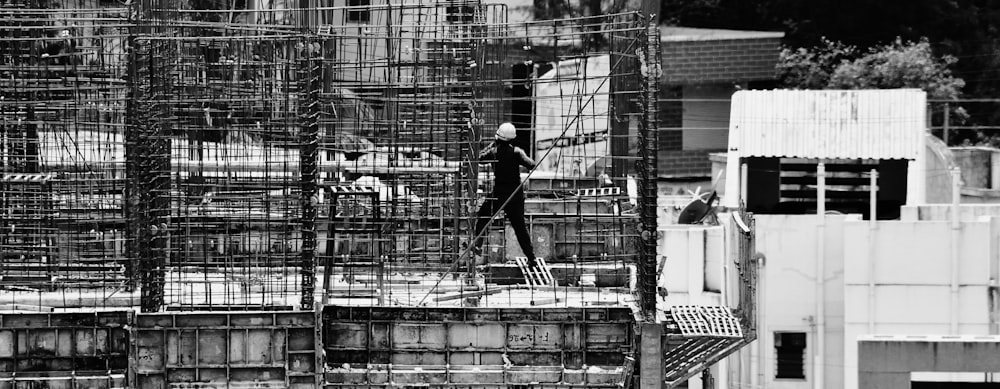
[640,323,664,389]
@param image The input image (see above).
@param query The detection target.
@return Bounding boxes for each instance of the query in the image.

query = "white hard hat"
[496,122,516,141]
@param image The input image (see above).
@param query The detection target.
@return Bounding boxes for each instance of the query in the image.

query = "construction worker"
[472,122,538,266]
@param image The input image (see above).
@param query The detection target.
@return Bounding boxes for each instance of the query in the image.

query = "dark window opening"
[446,5,476,23]
[745,158,907,220]
[348,0,370,22]
[775,332,806,379]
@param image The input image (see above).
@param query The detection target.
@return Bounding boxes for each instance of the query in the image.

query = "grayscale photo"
[0,0,995,388]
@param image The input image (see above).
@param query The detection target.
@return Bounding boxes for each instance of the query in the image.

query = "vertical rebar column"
[128,42,171,311]
[130,0,176,312]
[124,2,141,291]
[636,19,661,316]
[298,38,321,310]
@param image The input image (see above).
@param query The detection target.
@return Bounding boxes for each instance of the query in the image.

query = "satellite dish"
[677,170,727,225]
[677,190,719,225]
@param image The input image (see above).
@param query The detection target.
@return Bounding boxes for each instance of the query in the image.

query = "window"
[347,0,370,22]
[446,4,475,23]
[774,332,806,379]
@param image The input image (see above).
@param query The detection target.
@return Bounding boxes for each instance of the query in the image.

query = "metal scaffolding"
[0,0,660,313]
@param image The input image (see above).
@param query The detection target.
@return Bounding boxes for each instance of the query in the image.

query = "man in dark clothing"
[473,122,538,266]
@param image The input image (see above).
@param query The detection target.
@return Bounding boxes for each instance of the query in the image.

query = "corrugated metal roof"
[728,89,926,160]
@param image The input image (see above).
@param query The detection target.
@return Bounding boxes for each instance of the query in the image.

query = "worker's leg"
[472,196,497,254]
[503,191,536,265]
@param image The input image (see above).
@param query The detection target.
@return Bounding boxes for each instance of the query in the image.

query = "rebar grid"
[0,0,661,312]
[0,0,130,300]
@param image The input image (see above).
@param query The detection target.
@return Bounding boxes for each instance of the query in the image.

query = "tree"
[659,0,1000,99]
[775,38,858,90]
[777,38,965,102]
[778,37,977,144]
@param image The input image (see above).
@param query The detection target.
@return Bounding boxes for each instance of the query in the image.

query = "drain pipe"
[755,252,766,388]
[814,163,826,389]
[741,163,748,205]
[950,167,961,334]
[868,169,878,333]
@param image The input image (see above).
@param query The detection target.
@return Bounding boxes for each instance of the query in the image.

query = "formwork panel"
[323,306,635,388]
[0,311,129,389]
[134,311,321,389]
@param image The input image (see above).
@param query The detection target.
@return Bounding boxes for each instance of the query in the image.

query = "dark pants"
[473,190,535,260]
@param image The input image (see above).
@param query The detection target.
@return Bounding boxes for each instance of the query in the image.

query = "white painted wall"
[740,214,849,389]
[842,218,998,389]
[657,225,724,310]
[901,203,1000,221]
[721,210,1000,389]
[657,213,752,389]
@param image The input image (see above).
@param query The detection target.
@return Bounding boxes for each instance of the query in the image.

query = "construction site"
[0,0,758,388]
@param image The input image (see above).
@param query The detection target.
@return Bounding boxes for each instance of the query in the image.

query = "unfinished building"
[0,0,757,387]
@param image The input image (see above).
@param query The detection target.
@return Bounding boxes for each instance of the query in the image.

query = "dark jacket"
[479,141,535,191]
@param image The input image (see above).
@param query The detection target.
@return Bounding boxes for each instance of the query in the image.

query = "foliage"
[777,38,965,103]
[659,0,1000,99]
[775,38,857,90]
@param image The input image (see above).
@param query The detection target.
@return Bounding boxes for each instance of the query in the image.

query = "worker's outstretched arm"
[514,146,535,169]
[478,142,497,163]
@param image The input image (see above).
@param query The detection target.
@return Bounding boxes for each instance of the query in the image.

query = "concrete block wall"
[661,38,782,85]
[659,86,684,152]
[659,150,714,178]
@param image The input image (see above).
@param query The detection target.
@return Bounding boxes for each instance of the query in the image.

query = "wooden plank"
[781,162,878,173]
[781,189,871,199]
[781,176,869,186]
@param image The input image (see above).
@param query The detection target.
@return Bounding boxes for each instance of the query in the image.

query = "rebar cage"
[0,0,131,295]
[0,0,661,312]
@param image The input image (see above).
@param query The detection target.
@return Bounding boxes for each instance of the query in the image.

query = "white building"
[701,89,1000,389]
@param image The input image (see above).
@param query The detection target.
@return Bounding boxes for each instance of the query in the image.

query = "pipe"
[815,163,826,389]
[740,163,748,205]
[950,167,961,334]
[868,169,878,333]
[755,252,766,388]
